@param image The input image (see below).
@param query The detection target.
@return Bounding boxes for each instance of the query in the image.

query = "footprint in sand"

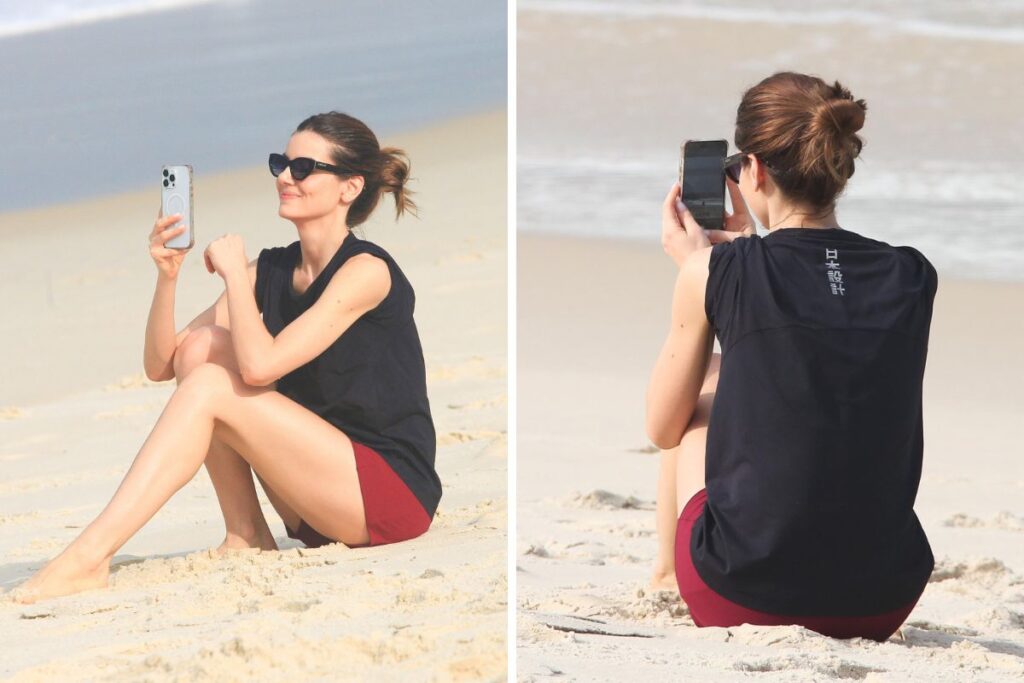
[0,511,42,526]
[732,654,885,679]
[447,395,506,411]
[568,490,655,511]
[0,406,27,420]
[103,373,167,392]
[436,430,505,447]
[0,452,32,462]
[426,357,505,382]
[434,251,485,266]
[943,511,1024,532]
[929,557,1013,585]
[905,619,980,637]
[93,403,160,420]
[0,467,125,495]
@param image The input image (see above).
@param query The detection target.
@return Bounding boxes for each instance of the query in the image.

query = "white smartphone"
[161,164,194,250]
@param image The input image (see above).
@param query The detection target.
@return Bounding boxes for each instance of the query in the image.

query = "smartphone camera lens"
[163,169,169,177]
[169,174,175,182]
[163,179,169,187]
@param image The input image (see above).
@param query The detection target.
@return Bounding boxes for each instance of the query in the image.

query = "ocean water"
[0,0,506,212]
[518,0,1024,282]
[518,156,1024,282]
[0,0,229,37]
[520,0,1024,43]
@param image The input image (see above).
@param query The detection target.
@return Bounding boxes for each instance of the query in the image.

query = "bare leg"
[651,353,721,589]
[12,363,224,604]
[172,326,277,554]
[651,444,683,590]
[14,360,368,604]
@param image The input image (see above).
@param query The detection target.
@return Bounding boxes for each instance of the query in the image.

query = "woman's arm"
[225,253,391,387]
[143,259,258,382]
[142,270,182,382]
[645,247,715,449]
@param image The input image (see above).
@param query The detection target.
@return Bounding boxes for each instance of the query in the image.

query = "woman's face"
[276,131,362,223]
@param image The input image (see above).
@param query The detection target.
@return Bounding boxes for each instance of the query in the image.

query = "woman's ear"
[341,175,365,205]
[749,155,767,193]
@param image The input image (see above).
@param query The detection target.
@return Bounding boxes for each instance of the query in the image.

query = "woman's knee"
[175,362,241,415]
[174,325,237,382]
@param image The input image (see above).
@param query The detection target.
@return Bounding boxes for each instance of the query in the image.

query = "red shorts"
[675,488,923,642]
[284,441,432,549]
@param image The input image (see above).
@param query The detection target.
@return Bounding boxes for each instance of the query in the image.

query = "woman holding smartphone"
[13,111,441,604]
[646,71,936,641]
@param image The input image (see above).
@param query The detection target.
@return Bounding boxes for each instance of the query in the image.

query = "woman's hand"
[204,234,249,280]
[661,181,711,267]
[705,177,757,244]
[149,209,189,279]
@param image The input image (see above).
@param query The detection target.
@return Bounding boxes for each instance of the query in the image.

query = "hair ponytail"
[378,146,417,221]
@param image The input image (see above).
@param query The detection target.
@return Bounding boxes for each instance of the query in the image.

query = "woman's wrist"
[156,269,178,285]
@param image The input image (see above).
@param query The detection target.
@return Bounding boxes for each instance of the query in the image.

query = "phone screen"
[680,140,727,231]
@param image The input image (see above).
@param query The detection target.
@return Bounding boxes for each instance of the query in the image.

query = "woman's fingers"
[150,224,184,245]
[679,203,702,234]
[662,182,683,230]
[150,213,182,238]
[725,177,746,214]
[158,213,182,228]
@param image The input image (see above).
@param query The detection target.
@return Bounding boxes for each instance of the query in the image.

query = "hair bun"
[734,71,868,214]
[821,80,868,136]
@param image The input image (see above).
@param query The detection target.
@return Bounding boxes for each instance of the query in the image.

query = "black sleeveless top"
[692,227,937,616]
[255,232,441,517]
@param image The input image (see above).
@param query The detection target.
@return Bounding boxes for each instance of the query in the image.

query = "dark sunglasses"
[724,151,786,183]
[268,153,350,181]
[723,152,746,184]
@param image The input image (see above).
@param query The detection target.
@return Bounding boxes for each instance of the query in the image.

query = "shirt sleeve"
[255,247,274,315]
[705,240,742,351]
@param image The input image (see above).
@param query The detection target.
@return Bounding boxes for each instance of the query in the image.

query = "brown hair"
[734,71,867,220]
[295,111,417,228]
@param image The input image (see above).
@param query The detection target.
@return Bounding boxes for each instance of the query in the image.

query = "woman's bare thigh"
[675,353,721,515]
[191,362,369,545]
[177,326,315,538]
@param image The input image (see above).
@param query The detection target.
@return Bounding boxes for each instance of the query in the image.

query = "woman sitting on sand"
[14,111,442,604]
[645,71,936,641]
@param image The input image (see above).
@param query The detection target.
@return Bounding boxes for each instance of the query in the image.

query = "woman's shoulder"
[343,235,396,263]
[257,242,295,266]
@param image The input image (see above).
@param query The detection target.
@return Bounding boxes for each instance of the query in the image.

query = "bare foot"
[212,529,278,556]
[11,546,111,604]
[650,570,679,592]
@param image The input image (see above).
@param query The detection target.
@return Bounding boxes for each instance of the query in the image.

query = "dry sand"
[0,110,507,682]
[516,233,1024,681]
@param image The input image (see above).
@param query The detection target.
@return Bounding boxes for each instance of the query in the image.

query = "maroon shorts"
[675,488,923,642]
[285,441,432,549]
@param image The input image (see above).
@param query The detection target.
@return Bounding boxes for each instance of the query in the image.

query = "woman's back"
[691,226,937,617]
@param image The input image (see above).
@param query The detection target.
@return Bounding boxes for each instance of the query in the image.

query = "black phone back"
[680,140,727,231]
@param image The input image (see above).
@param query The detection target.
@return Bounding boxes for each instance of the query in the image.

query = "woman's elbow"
[645,418,682,451]
[239,363,264,387]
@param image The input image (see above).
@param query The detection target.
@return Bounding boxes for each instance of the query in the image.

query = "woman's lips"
[280,193,299,199]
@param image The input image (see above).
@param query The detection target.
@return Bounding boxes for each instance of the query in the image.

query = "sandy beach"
[516,232,1024,680]
[0,110,507,682]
